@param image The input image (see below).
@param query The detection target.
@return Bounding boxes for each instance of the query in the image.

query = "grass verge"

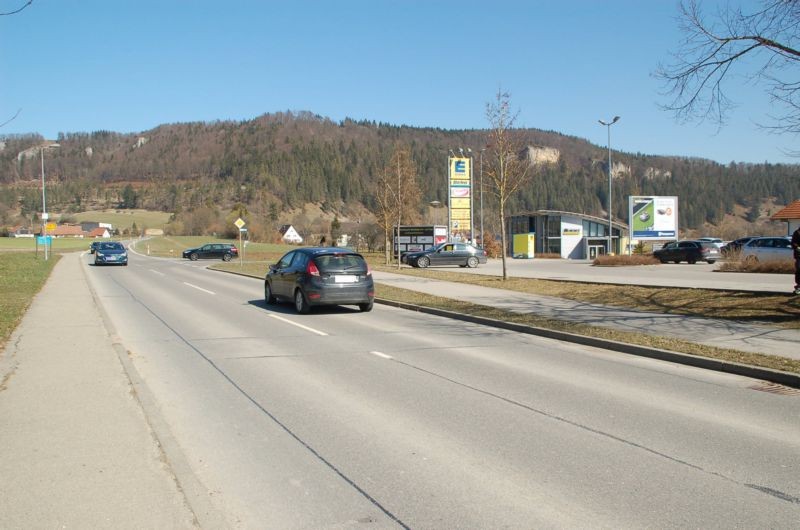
[375,284,800,375]
[0,253,60,350]
[371,266,800,328]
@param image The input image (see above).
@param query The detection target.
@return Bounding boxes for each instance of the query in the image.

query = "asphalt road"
[83,253,800,528]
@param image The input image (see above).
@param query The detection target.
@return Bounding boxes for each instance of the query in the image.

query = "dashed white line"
[149,269,165,276]
[183,282,215,295]
[370,351,393,360]
[268,314,329,336]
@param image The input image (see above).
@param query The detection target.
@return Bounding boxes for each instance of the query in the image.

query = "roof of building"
[512,209,630,230]
[87,227,109,237]
[771,200,800,220]
[51,225,85,236]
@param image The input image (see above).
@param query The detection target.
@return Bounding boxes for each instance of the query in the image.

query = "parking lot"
[432,258,793,294]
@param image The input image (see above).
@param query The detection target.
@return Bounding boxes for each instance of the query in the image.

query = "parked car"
[93,241,128,266]
[264,247,374,314]
[697,237,724,249]
[721,236,755,257]
[182,243,238,261]
[653,240,720,264]
[405,242,488,268]
[740,236,793,263]
[89,241,102,254]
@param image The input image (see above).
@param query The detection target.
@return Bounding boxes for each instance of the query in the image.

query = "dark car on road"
[265,247,374,314]
[93,241,128,266]
[182,243,238,261]
[405,242,488,268]
[653,240,720,264]
[89,241,102,254]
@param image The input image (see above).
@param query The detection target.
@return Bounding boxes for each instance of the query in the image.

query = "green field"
[0,237,98,252]
[71,209,172,231]
[0,253,60,352]
[132,236,295,260]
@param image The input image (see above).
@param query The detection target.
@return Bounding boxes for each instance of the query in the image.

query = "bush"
[718,258,793,274]
[593,254,660,266]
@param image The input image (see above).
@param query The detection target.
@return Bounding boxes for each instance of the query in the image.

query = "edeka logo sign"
[455,160,466,174]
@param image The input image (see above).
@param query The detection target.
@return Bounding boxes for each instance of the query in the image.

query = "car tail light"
[306,260,320,277]
[366,263,372,277]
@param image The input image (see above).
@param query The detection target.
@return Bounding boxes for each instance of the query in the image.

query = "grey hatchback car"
[264,247,374,314]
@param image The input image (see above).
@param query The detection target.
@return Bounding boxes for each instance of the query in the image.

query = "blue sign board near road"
[37,236,52,244]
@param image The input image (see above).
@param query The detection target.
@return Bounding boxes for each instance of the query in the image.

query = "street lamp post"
[40,143,60,260]
[598,117,620,255]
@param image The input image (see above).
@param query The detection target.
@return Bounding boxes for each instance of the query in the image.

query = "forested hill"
[1,111,799,234]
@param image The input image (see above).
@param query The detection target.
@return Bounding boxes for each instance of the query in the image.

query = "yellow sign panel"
[451,209,471,221]
[45,223,56,231]
[450,198,470,209]
[449,157,471,181]
[234,217,246,229]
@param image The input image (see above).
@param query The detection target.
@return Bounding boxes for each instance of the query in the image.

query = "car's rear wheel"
[467,256,479,268]
[189,253,198,261]
[706,259,716,264]
[264,282,276,304]
[294,289,311,314]
[358,300,373,312]
[417,256,430,268]
[688,259,697,264]
[222,253,232,262]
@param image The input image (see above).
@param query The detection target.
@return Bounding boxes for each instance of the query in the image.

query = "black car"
[405,242,488,268]
[93,242,128,266]
[653,240,720,264]
[182,243,239,261]
[264,247,374,314]
[721,236,754,257]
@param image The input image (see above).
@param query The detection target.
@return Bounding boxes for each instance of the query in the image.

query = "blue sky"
[1,0,795,164]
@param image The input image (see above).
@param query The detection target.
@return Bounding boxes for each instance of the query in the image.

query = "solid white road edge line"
[183,282,215,295]
[369,351,393,360]
[268,314,329,336]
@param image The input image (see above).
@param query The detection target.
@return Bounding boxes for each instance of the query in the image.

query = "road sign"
[234,217,246,229]
[46,223,56,231]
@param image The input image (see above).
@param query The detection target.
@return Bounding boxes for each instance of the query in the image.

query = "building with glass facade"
[507,210,628,259]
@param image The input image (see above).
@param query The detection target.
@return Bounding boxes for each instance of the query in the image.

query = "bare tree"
[485,89,534,280]
[657,0,800,133]
[1,0,32,16]
[373,145,421,266]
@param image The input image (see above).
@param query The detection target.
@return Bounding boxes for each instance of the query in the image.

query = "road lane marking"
[268,314,328,336]
[183,282,215,295]
[370,351,393,360]
[149,269,165,276]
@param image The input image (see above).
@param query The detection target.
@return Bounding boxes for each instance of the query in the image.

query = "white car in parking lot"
[740,236,793,263]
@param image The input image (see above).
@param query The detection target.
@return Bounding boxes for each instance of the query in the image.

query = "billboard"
[629,196,678,240]
[448,156,472,241]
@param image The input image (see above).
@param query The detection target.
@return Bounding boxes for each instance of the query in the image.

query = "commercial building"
[507,210,628,259]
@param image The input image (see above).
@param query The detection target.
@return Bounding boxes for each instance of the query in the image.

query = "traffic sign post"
[234,218,246,266]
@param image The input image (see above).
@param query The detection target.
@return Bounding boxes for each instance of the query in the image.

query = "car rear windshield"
[314,254,366,271]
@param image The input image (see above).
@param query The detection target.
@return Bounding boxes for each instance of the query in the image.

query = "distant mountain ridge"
[1,111,798,237]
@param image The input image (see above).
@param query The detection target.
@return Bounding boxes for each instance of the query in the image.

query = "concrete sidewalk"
[373,270,800,361]
[0,253,196,529]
